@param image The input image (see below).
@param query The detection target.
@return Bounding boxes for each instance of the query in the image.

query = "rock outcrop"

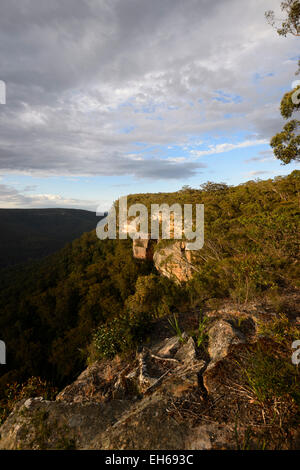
[1,306,299,450]
[132,236,196,283]
[153,241,195,283]
[0,333,207,450]
[207,319,245,362]
[132,238,153,260]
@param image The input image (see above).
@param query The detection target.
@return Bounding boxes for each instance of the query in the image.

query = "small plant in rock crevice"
[195,314,209,349]
[168,313,185,343]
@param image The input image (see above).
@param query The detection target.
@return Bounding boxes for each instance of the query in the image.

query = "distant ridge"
[0,208,101,268]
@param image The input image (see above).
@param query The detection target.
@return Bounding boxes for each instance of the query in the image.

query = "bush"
[0,376,57,425]
[240,342,300,406]
[257,313,300,344]
[93,311,151,359]
[125,274,184,319]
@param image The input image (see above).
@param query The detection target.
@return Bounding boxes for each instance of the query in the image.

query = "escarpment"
[131,206,198,283]
[1,173,299,450]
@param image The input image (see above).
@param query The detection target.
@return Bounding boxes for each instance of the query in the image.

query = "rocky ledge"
[1,304,299,450]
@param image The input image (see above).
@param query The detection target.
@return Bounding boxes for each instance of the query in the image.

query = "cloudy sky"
[0,0,299,211]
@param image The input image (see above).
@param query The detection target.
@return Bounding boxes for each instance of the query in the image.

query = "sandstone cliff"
[133,239,196,283]
[153,241,196,283]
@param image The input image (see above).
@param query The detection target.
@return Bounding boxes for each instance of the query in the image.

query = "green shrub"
[195,314,209,348]
[93,311,151,359]
[257,313,300,344]
[240,343,300,406]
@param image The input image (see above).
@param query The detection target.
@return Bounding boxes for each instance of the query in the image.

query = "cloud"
[0,0,298,182]
[244,149,276,163]
[0,145,206,178]
[0,182,100,211]
[246,170,272,177]
[190,139,268,158]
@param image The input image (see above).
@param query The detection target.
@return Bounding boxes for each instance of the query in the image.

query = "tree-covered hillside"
[0,171,299,410]
[0,208,102,268]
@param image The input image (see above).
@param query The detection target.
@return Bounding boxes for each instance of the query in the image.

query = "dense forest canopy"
[0,208,101,268]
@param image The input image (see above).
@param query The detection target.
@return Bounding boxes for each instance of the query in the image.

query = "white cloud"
[0,183,101,211]
[190,139,269,158]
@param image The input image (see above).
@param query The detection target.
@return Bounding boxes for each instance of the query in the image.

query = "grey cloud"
[245,150,274,163]
[0,143,205,179]
[0,0,298,180]
[0,182,101,210]
[244,156,267,163]
[246,170,271,177]
[0,183,27,205]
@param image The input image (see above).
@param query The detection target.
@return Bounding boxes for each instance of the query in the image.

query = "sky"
[0,0,299,212]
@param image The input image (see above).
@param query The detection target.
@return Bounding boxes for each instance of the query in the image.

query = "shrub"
[0,376,57,425]
[93,310,151,360]
[257,313,300,344]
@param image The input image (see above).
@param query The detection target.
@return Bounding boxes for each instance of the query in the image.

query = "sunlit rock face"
[132,238,152,260]
[153,241,195,283]
[1,306,298,450]
[132,238,195,283]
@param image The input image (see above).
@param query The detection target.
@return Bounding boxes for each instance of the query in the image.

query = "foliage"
[0,377,57,425]
[257,313,300,344]
[270,102,300,164]
[240,343,300,406]
[266,1,300,163]
[127,274,183,317]
[265,1,300,37]
[93,302,154,360]
[0,171,299,406]
[0,237,152,391]
[93,273,185,359]
[168,313,185,342]
[0,208,101,268]
[195,314,208,348]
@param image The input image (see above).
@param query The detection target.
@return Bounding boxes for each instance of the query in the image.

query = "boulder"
[207,319,245,362]
[154,334,186,358]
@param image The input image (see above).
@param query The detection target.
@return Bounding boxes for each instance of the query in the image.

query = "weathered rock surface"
[0,396,130,450]
[132,238,153,260]
[1,306,298,450]
[174,337,197,364]
[153,334,186,358]
[0,333,209,450]
[132,232,196,283]
[185,423,234,450]
[201,319,246,396]
[207,319,245,362]
[153,241,195,283]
